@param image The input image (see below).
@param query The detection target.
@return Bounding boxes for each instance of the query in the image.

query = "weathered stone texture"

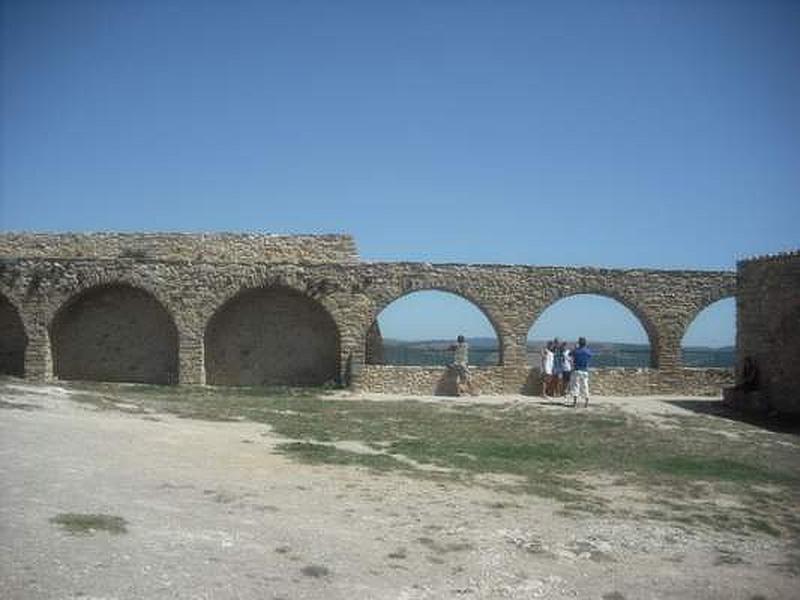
[51,284,178,384]
[360,365,732,397]
[0,232,749,395]
[205,286,339,386]
[0,233,358,264]
[359,366,507,395]
[735,252,800,413]
[364,321,384,365]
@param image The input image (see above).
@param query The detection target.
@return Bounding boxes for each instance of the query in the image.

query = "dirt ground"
[1,383,797,600]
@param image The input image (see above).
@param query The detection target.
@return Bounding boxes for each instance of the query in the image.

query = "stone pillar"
[338,324,367,388]
[177,330,205,385]
[364,321,384,365]
[22,317,53,382]
[501,330,528,368]
[652,324,682,372]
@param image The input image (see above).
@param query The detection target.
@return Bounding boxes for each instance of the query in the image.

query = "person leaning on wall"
[448,335,475,396]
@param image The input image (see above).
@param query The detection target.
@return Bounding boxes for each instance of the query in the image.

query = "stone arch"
[528,291,659,368]
[204,285,341,386]
[0,293,28,376]
[50,283,179,384]
[681,296,736,367]
[365,288,505,365]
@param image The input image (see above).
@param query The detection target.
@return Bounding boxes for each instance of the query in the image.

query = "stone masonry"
[730,251,800,414]
[0,232,741,396]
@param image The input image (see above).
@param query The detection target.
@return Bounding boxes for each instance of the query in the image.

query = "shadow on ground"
[664,399,800,436]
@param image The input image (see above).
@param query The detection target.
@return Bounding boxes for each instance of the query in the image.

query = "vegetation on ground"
[36,381,800,539]
[50,513,128,535]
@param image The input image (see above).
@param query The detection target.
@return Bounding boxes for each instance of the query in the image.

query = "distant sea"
[380,338,734,368]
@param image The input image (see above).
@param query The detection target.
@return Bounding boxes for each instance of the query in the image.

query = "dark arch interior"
[51,284,178,384]
[205,287,340,386]
[0,294,27,376]
[366,290,502,366]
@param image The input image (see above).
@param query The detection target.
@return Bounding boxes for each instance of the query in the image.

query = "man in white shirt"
[449,335,474,396]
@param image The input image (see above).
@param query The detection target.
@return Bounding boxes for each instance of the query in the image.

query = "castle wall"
[735,252,800,413]
[0,232,741,395]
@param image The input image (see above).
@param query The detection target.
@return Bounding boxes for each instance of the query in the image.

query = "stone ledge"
[359,365,733,397]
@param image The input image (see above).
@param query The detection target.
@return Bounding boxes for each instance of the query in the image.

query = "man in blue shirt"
[570,337,593,408]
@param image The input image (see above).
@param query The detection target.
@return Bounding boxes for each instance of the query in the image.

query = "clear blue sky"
[2,1,798,346]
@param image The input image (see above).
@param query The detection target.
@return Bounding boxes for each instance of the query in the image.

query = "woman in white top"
[560,341,573,397]
[541,341,555,397]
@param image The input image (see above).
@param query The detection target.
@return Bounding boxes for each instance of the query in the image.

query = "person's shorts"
[449,363,470,379]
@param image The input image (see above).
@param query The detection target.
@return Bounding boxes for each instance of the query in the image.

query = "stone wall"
[358,366,509,395]
[51,284,178,384]
[359,365,732,396]
[0,232,744,395]
[0,233,359,264]
[734,251,800,414]
[205,286,340,386]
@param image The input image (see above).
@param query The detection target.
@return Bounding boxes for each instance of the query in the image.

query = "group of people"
[540,337,593,407]
[447,334,593,405]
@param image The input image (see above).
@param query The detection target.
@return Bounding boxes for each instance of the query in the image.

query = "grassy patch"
[0,399,40,411]
[275,442,408,471]
[300,564,330,578]
[646,457,787,483]
[50,513,127,535]
[45,380,800,537]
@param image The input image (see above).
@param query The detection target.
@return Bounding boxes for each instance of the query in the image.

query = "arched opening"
[0,294,27,377]
[205,286,340,386]
[51,284,178,384]
[681,297,735,368]
[528,294,653,367]
[366,290,501,366]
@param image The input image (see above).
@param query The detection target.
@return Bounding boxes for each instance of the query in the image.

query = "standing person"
[540,341,554,398]
[560,341,572,398]
[570,337,593,407]
[552,338,564,396]
[448,335,473,396]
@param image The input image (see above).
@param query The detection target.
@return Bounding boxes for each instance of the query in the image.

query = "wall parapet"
[0,232,359,264]
[358,365,733,397]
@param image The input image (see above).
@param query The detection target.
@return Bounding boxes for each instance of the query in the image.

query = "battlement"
[738,249,800,267]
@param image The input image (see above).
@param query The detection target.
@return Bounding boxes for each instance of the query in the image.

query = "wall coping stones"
[0,232,359,264]
[361,261,734,275]
[738,249,800,266]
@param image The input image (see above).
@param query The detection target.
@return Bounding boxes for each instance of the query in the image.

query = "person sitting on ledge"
[448,335,475,396]
[736,356,760,392]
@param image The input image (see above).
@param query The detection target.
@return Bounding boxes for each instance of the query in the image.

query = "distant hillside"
[379,338,734,368]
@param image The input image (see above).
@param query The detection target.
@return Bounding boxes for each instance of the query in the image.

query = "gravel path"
[1,383,796,600]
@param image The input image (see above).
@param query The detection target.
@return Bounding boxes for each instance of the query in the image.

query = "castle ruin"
[0,232,795,409]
